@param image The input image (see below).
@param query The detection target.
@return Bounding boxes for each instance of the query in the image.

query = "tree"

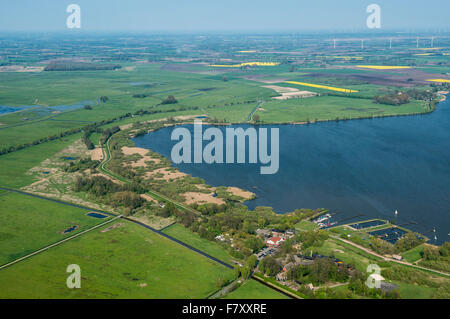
[422,245,440,261]
[439,242,450,257]
[395,232,425,252]
[246,255,258,269]
[112,191,144,209]
[241,266,251,279]
[166,202,177,216]
[99,96,109,103]
[234,266,241,278]
[161,95,178,104]
[245,237,265,253]
[259,256,281,277]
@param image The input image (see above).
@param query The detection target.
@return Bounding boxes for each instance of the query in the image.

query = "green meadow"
[295,220,319,232]
[402,244,425,263]
[256,96,426,123]
[0,133,81,188]
[0,220,234,299]
[395,282,436,299]
[0,191,108,265]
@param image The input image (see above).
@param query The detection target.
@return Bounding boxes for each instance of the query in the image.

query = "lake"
[0,100,94,117]
[0,105,34,115]
[133,96,450,244]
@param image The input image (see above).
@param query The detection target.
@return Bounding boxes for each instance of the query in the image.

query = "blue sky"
[0,0,449,32]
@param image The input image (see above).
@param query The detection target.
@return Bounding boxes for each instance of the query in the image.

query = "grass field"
[256,96,426,123]
[312,238,380,271]
[0,220,234,298]
[402,244,425,263]
[0,192,109,265]
[395,282,436,299]
[223,279,288,299]
[294,220,318,232]
[0,133,82,188]
[162,223,235,265]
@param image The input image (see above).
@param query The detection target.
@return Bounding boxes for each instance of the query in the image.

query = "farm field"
[0,220,234,298]
[256,96,426,123]
[0,134,82,188]
[0,191,109,265]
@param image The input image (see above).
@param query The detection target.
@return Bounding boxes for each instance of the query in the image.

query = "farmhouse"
[266,236,285,247]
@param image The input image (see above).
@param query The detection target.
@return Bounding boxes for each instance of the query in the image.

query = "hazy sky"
[0,0,449,32]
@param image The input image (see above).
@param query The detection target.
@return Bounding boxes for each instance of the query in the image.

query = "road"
[246,100,264,122]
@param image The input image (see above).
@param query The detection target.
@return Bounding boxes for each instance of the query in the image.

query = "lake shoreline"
[133,94,449,244]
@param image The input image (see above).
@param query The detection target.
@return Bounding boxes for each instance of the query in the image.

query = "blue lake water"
[133,96,450,244]
[0,105,34,115]
[62,225,79,234]
[0,100,94,117]
[86,212,108,219]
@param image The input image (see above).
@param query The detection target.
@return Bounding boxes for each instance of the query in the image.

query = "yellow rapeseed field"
[209,62,279,67]
[356,65,412,70]
[324,56,364,60]
[416,47,441,50]
[284,81,358,93]
[427,79,450,83]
